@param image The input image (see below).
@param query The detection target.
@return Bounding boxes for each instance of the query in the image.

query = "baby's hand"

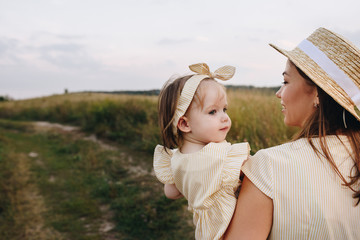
[164,183,183,199]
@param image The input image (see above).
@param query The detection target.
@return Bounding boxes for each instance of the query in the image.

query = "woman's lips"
[281,104,286,112]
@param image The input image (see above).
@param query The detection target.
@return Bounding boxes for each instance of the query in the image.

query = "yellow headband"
[172,63,236,135]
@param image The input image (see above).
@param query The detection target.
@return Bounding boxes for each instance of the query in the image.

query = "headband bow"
[189,63,235,80]
[172,63,236,135]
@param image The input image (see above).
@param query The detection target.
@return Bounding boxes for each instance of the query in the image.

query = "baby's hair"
[158,75,225,150]
[158,75,193,150]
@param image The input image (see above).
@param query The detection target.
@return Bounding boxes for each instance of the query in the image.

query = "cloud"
[157,37,193,45]
[0,33,103,72]
[0,37,18,55]
[37,43,101,70]
[30,31,85,42]
[39,43,83,52]
[157,36,210,45]
[195,36,209,42]
[0,37,22,65]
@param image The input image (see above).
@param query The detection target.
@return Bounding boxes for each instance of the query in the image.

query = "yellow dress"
[243,135,360,240]
[153,141,250,240]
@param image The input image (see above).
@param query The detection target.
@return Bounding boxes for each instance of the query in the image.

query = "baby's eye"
[223,108,228,112]
[209,110,216,115]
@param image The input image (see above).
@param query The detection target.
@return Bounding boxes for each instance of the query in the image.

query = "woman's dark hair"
[294,64,360,205]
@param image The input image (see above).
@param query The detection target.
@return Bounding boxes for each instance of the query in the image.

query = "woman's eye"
[282,81,288,85]
[209,110,216,115]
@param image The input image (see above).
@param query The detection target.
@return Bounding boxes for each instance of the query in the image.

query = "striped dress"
[153,141,250,240]
[242,135,360,240]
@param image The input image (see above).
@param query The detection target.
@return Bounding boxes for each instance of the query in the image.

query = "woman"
[225,27,360,239]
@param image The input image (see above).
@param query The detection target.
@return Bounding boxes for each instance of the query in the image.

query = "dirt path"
[31,121,144,240]
[33,121,117,151]
[1,120,191,239]
[8,151,64,240]
[33,121,153,177]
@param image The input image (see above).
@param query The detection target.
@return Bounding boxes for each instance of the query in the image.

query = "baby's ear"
[177,116,191,133]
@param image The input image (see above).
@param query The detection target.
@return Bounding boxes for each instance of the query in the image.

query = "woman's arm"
[164,183,183,199]
[224,176,273,239]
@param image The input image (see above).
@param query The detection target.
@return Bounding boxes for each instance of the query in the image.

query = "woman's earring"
[343,109,348,129]
[314,96,319,108]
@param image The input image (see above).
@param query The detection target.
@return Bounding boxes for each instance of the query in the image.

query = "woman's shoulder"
[253,138,310,160]
[257,135,348,157]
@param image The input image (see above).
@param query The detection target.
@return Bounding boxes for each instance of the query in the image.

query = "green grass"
[0,119,194,239]
[0,88,298,239]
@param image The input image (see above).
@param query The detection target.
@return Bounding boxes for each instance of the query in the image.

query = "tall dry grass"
[227,88,296,152]
[0,89,296,153]
[0,89,297,238]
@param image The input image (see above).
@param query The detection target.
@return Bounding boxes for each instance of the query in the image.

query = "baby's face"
[185,80,231,144]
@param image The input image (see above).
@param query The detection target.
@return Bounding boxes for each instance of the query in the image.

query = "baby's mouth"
[220,126,229,131]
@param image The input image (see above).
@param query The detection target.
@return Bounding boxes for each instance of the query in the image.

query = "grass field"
[0,119,193,239]
[0,88,297,239]
[0,88,296,153]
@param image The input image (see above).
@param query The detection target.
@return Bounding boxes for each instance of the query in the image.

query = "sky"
[1,0,360,100]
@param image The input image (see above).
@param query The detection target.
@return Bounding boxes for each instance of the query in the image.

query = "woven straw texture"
[270,27,360,121]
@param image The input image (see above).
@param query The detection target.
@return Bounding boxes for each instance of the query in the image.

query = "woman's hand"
[224,176,273,239]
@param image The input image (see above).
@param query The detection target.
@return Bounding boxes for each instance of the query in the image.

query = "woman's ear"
[313,88,319,107]
[177,116,191,133]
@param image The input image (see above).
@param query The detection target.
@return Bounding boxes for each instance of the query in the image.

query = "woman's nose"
[275,86,282,99]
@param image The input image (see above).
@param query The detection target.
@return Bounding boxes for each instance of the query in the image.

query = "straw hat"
[270,27,360,121]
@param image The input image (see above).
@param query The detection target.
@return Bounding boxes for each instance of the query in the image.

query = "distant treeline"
[85,89,161,96]
[0,96,12,102]
[81,85,280,96]
[226,85,280,93]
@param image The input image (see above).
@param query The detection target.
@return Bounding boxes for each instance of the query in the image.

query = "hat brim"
[269,43,360,122]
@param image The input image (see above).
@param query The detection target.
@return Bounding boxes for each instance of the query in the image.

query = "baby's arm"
[164,183,183,199]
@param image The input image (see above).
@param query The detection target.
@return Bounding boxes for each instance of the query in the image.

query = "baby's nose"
[221,114,229,122]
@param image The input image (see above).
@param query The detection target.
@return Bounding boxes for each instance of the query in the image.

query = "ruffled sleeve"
[242,149,273,199]
[222,142,250,189]
[153,145,175,184]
